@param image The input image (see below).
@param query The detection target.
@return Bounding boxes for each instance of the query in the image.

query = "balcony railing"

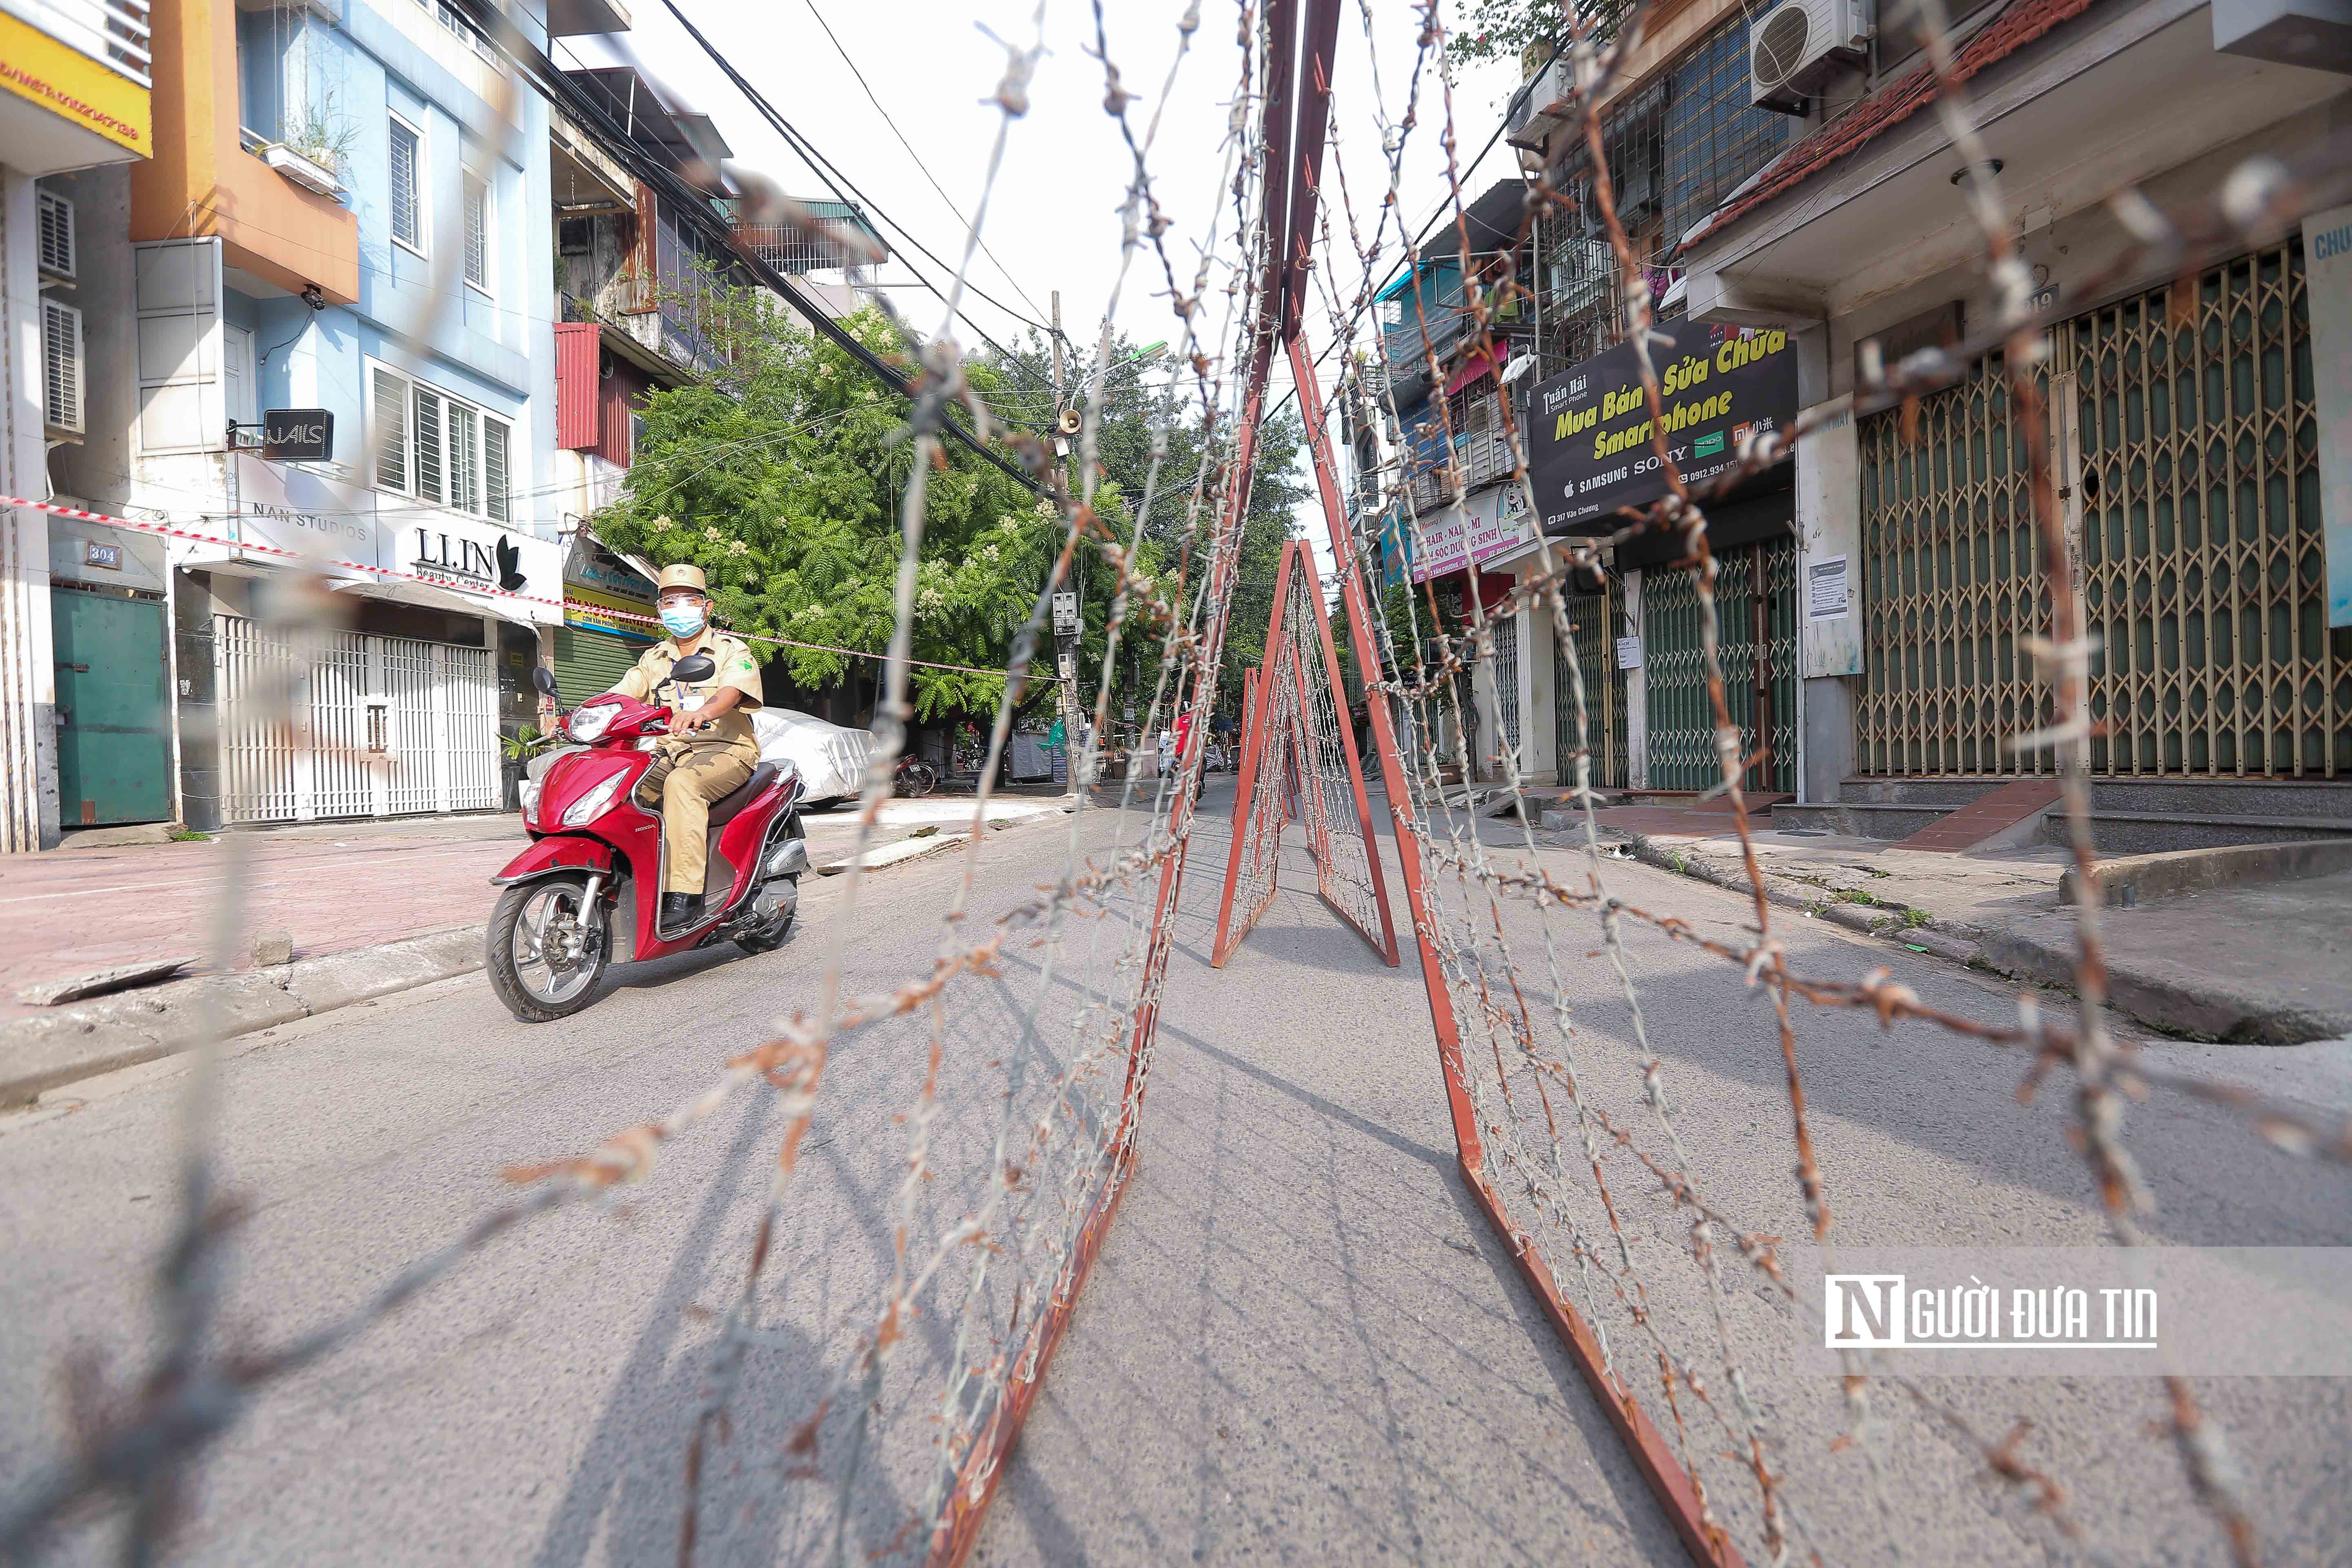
[2,0,153,87]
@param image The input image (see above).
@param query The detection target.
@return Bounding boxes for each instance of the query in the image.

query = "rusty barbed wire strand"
[1298,1,2352,1562]
[13,5,2352,1566]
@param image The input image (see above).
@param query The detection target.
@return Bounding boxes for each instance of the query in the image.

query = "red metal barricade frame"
[1209,538,1398,968]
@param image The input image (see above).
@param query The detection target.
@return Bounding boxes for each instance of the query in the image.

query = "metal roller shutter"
[553,624,648,705]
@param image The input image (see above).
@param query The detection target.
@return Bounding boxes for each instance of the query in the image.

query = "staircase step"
[1897,777,2060,853]
[1771,802,1949,840]
[2046,810,2352,856]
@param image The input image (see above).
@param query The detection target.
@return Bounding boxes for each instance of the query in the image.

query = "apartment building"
[1409,0,2349,846]
[21,0,582,832]
[1676,0,2352,847]
[542,58,886,704]
[0,0,155,849]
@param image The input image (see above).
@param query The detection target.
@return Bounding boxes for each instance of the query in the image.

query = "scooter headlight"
[560,770,630,828]
[566,700,620,744]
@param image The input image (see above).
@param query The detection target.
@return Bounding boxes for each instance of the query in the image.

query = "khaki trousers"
[635,739,756,894]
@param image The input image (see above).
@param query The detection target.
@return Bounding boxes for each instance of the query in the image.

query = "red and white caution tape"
[6,493,1017,680]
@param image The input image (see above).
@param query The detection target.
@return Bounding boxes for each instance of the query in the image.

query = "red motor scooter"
[487,658,809,1022]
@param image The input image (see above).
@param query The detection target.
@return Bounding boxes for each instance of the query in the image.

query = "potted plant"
[265,100,357,199]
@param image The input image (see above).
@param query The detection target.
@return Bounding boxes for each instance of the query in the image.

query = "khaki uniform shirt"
[610,630,764,755]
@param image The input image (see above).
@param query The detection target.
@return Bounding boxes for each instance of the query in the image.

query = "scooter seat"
[706,762,780,828]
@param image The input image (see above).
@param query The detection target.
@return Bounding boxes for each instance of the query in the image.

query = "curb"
[0,927,484,1109]
[2058,837,2352,906]
[1973,924,2352,1044]
[1621,832,1985,957]
[1619,833,2345,1044]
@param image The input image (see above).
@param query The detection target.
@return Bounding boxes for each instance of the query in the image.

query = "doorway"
[52,586,174,826]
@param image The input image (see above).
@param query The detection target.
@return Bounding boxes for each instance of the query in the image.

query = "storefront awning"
[328,575,541,629]
[1446,347,1501,397]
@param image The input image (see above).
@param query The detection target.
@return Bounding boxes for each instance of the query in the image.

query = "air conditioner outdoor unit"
[1751,0,1871,112]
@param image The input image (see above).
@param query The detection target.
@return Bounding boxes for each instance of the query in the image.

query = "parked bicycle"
[896,755,940,797]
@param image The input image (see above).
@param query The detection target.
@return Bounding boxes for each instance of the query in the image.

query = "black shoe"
[661,892,702,929]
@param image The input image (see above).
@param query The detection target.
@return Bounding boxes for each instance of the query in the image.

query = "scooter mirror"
[669,654,718,684]
[530,665,559,696]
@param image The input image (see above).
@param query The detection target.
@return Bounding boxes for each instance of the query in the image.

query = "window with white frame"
[369,362,513,523]
[436,1,499,61]
[388,114,423,253]
[462,167,490,292]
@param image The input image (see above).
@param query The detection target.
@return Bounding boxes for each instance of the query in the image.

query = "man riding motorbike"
[539,563,763,930]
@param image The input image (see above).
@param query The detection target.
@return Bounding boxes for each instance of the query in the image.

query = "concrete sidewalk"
[0,815,524,1024]
[0,795,1067,1104]
[1528,795,2352,1043]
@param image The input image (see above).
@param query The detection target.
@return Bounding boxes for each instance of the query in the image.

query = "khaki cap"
[655,562,708,595]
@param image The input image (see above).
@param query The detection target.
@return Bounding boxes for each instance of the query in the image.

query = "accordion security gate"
[1557,581,1629,792]
[1641,538,1797,793]
[1857,239,2344,779]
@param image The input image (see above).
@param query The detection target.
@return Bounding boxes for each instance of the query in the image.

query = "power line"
[459,0,1040,493]
[653,0,1058,342]
[638,1,1065,413]
[798,0,1057,329]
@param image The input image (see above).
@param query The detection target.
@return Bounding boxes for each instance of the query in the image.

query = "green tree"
[600,277,1302,734]
[597,301,1117,722]
[975,332,1307,733]
[1449,0,1637,65]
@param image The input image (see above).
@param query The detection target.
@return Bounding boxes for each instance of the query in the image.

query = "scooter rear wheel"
[488,874,610,1023]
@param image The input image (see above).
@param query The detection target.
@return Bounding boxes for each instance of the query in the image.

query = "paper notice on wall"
[1615,636,1642,670]
[1808,555,1850,621]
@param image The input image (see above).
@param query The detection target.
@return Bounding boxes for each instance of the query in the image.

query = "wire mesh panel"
[379,637,439,815]
[2071,240,2343,776]
[1214,665,1295,965]
[212,614,298,824]
[441,643,500,810]
[1213,541,1396,968]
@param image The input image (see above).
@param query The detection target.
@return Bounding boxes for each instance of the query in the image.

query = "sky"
[563,1,1528,562]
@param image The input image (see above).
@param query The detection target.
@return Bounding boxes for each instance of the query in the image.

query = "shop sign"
[564,531,655,600]
[232,454,381,564]
[406,511,563,623]
[260,408,334,462]
[564,584,657,639]
[2307,201,2352,628]
[0,11,151,156]
[1409,484,1539,584]
[1525,325,1798,532]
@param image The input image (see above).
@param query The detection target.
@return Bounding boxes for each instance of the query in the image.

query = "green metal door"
[53,588,173,826]
[1555,580,1628,791]
[552,624,650,706]
[1642,539,1797,793]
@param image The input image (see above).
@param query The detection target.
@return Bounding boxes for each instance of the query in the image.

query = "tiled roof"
[1681,0,2105,251]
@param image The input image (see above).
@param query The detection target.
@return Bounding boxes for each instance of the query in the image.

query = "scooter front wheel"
[488,874,610,1023]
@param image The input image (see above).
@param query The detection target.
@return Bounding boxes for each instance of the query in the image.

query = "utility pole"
[1049,290,1085,804]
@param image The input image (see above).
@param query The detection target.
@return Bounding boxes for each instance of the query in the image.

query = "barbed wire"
[7,3,2348,1565]
[1300,0,2350,1563]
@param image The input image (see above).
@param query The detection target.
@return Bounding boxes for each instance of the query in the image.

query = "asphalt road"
[1,779,2346,1565]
